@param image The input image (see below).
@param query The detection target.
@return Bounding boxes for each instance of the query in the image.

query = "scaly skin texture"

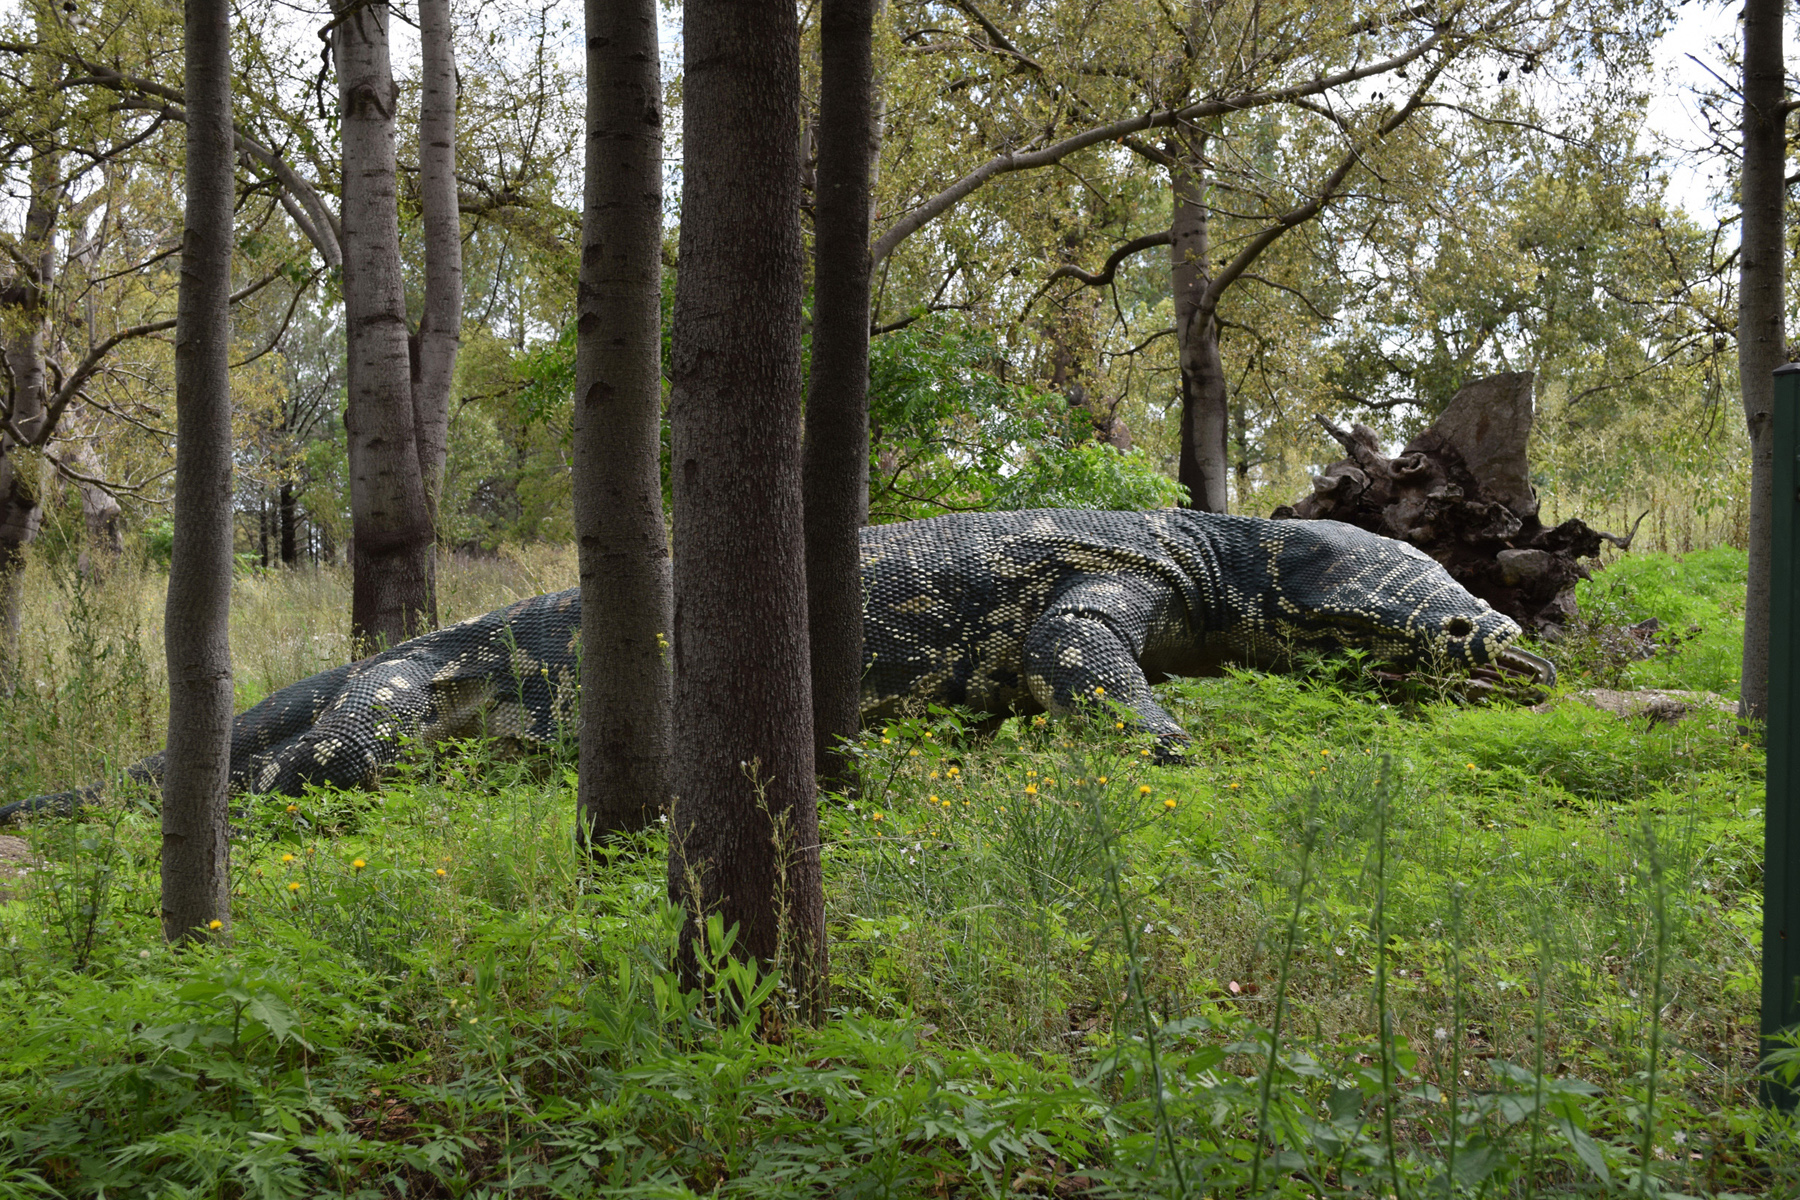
[2,510,1534,820]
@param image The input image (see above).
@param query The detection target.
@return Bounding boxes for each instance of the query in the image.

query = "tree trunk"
[802,0,877,790]
[0,135,59,672]
[336,0,436,649]
[161,0,235,943]
[573,0,673,841]
[413,0,460,545]
[1739,0,1786,723]
[1170,152,1229,512]
[669,0,827,1010]
[279,479,298,565]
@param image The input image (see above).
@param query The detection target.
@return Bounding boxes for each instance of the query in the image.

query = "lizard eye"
[1443,616,1474,637]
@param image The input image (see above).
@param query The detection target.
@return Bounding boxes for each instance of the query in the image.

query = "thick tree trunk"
[573,0,673,841]
[669,0,827,1010]
[336,0,436,649]
[802,0,877,789]
[1170,154,1229,512]
[161,0,235,943]
[1739,0,1786,723]
[413,0,460,538]
[51,426,125,576]
[0,145,59,670]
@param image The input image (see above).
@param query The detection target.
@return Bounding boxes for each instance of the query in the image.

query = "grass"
[0,542,1790,1197]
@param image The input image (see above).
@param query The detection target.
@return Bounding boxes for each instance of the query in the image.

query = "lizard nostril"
[1444,616,1474,637]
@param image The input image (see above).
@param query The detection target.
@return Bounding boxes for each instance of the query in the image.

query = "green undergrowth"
[0,547,1791,1197]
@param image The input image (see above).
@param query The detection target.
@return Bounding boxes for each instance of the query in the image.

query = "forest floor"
[0,543,1789,1197]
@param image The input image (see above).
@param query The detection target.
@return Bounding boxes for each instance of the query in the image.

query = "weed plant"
[0,546,1790,1196]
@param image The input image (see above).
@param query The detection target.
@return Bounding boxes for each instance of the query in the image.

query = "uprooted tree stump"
[1271,372,1641,634]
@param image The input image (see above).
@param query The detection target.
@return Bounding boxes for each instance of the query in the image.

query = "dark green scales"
[0,509,1549,820]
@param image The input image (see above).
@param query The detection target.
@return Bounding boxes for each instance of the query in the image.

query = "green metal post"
[1765,361,1800,1108]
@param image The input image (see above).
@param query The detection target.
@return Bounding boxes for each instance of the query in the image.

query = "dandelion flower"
[882,737,892,745]
[923,732,933,739]
[285,804,298,814]
[928,795,939,805]
[1093,686,1105,696]
[1163,798,1177,810]
[1139,785,1152,795]
[281,853,295,864]
[1115,721,1125,730]
[1027,769,1037,778]
[947,766,960,777]
[1140,749,1151,757]
[1097,775,1108,784]
[1024,784,1038,796]
[1465,762,1476,770]
[1229,782,1240,789]
[1320,749,1330,757]
[930,770,940,779]
[288,882,301,892]
[871,811,884,822]
[208,919,223,930]
[352,858,366,871]
[435,868,447,877]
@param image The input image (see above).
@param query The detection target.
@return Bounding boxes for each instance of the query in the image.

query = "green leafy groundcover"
[0,548,1792,1197]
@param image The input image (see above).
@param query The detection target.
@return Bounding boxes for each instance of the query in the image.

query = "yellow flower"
[1093,686,1105,696]
[1027,770,1037,778]
[1140,749,1151,757]
[1139,785,1152,795]
[285,804,298,814]
[435,868,447,877]
[208,919,223,930]
[1025,784,1038,796]
[1320,749,1330,757]
[871,811,883,822]
[928,794,940,805]
[1115,722,1125,730]
[288,882,301,892]
[947,766,960,777]
[1163,798,1177,810]
[1466,762,1476,770]
[908,749,919,757]
[1097,775,1108,784]
[1229,782,1240,789]
[930,770,940,779]
[1043,777,1055,786]
[281,853,295,864]
[352,858,366,871]
[882,737,892,745]
[1074,778,1085,786]
[923,732,933,739]
[1033,715,1047,726]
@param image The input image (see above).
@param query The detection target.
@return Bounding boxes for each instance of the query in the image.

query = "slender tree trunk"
[1740,0,1786,723]
[802,0,877,789]
[0,139,60,671]
[1170,151,1229,513]
[670,0,827,1009]
[336,0,436,648]
[279,479,297,565]
[413,0,460,546]
[161,0,234,943]
[573,0,673,841]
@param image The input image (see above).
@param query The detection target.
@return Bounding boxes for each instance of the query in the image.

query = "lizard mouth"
[1496,645,1557,687]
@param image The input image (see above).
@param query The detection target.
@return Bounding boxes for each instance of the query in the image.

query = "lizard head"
[1232,519,1554,685]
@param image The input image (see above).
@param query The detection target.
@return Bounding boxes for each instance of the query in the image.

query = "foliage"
[1563,546,1747,696]
[0,550,1786,1196]
[869,321,1185,520]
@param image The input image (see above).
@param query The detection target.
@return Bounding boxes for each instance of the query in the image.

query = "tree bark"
[0,122,59,673]
[279,479,298,565]
[1739,0,1786,723]
[573,0,673,841]
[336,0,437,649]
[1170,151,1229,512]
[669,0,827,1010]
[161,0,234,943]
[413,0,460,542]
[802,0,877,789]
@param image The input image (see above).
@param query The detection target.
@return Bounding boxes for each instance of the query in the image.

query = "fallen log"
[1271,372,1641,633]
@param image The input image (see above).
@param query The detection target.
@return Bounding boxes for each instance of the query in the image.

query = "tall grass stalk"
[1247,791,1324,1199]
[1441,881,1468,1198]
[1086,779,1188,1198]
[1522,907,1553,1200]
[1637,820,1670,1196]
[1370,762,1405,1199]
